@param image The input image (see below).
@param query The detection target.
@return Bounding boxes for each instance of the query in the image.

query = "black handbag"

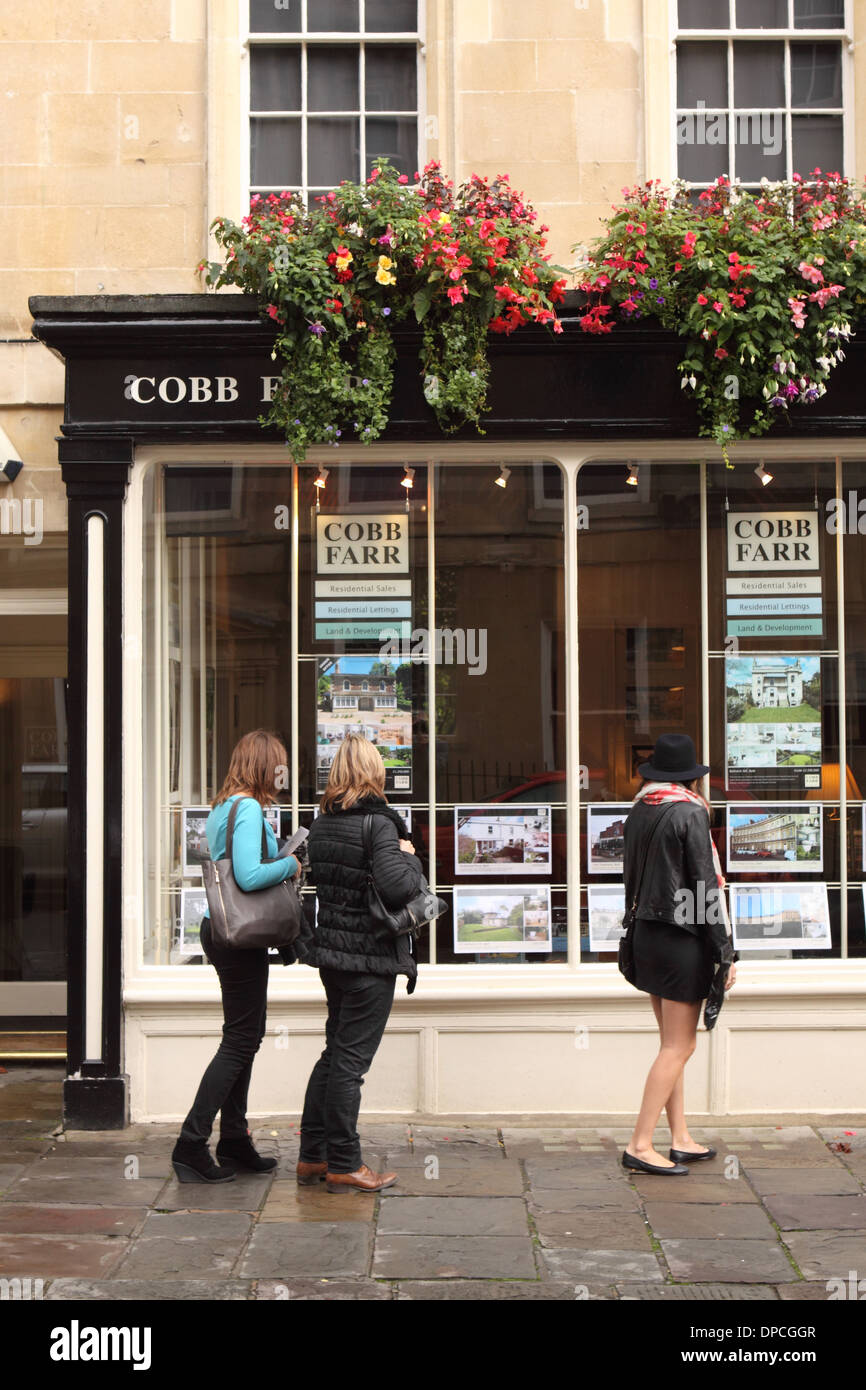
[363,813,448,938]
[201,798,303,950]
[618,802,678,984]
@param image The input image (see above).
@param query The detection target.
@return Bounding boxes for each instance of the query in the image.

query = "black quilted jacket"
[302,796,423,984]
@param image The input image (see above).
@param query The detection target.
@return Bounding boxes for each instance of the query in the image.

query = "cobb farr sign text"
[123,373,286,404]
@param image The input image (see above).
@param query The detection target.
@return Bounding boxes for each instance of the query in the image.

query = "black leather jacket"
[623,797,733,964]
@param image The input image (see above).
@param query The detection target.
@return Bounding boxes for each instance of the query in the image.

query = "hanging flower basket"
[198,161,568,461]
[575,172,866,464]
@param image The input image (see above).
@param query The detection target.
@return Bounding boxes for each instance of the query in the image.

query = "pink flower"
[809,284,843,307]
[697,293,708,306]
[449,267,462,281]
[713,301,724,313]
[788,296,807,328]
[799,261,824,285]
[446,284,465,305]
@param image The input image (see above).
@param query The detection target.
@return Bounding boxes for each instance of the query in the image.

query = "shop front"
[31,293,866,1129]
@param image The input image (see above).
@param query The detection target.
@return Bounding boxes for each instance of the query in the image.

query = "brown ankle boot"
[326,1163,397,1194]
[296,1160,328,1186]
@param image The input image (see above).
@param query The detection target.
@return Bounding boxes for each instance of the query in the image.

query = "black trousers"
[179,917,269,1144]
[299,967,396,1173]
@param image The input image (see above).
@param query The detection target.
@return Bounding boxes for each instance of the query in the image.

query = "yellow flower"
[335,250,353,271]
[376,254,396,286]
[437,211,452,224]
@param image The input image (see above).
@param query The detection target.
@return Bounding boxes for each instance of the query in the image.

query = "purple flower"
[294,418,301,425]
[785,380,799,399]
[309,322,325,336]
[382,307,391,316]
[649,278,658,289]
[656,296,665,304]
[362,378,370,386]
[335,430,342,437]
[769,394,787,409]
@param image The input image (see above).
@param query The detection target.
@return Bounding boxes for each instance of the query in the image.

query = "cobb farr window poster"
[317,656,412,793]
[182,806,280,876]
[725,655,821,792]
[727,805,823,874]
[314,510,411,644]
[178,887,208,955]
[587,885,627,953]
[454,807,552,876]
[587,804,631,874]
[730,883,831,952]
[453,886,552,954]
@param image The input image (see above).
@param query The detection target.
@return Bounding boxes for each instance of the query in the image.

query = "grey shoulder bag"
[202,798,303,950]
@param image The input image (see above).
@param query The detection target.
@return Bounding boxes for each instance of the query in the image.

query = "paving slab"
[260,1182,374,1222]
[395,1280,617,1300]
[0,1164,28,1188]
[240,1223,370,1279]
[817,1127,865,1149]
[14,1153,170,1180]
[763,1193,866,1230]
[781,1230,866,1281]
[500,1129,605,1156]
[377,1196,528,1237]
[643,1202,776,1240]
[661,1238,799,1283]
[254,1278,391,1300]
[629,1176,758,1204]
[45,1279,254,1300]
[3,1174,168,1207]
[373,1234,537,1280]
[541,1247,664,1283]
[776,1282,837,1300]
[410,1126,503,1154]
[618,1282,779,1300]
[115,1211,252,1279]
[0,1234,128,1278]
[530,1186,643,1213]
[380,1160,524,1197]
[533,1209,653,1250]
[0,1205,144,1236]
[525,1160,631,1189]
[746,1167,863,1196]
[739,1150,842,1170]
[156,1174,273,1212]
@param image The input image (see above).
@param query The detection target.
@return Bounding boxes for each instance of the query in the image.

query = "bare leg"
[626,997,701,1168]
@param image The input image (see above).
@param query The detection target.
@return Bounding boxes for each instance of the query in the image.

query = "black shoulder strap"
[225,796,268,862]
[362,813,375,875]
[628,800,679,909]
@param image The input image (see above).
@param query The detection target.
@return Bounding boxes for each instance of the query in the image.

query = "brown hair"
[213,729,287,809]
[320,733,387,813]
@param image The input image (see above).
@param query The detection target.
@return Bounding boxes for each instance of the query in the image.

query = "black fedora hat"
[638,733,709,783]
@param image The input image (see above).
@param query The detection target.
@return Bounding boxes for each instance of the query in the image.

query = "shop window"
[248,0,420,201]
[674,0,849,189]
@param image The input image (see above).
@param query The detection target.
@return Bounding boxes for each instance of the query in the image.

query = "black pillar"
[60,438,133,1129]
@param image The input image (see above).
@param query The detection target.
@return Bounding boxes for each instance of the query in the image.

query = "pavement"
[2,1064,866,1301]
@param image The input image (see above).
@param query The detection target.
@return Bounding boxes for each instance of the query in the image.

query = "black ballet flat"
[622,1149,689,1176]
[669,1146,717,1163]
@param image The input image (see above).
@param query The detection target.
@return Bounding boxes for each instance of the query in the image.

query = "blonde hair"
[213,729,287,808]
[320,733,387,813]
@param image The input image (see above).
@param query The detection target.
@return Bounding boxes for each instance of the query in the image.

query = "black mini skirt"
[631,917,714,1004]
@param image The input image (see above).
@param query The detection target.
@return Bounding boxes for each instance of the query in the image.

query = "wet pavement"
[1,1065,865,1301]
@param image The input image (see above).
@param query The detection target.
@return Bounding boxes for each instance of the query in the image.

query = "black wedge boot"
[216,1130,278,1173]
[171,1138,237,1183]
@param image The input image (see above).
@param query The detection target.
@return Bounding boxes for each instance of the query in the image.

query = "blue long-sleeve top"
[204,794,298,895]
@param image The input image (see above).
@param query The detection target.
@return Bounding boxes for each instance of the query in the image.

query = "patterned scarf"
[633,780,731,933]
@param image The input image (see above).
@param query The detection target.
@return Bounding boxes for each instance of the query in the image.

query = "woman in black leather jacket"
[296,733,423,1194]
[621,735,736,1176]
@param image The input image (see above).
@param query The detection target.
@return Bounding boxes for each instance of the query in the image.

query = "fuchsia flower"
[809,284,843,308]
[788,297,807,328]
[799,261,824,285]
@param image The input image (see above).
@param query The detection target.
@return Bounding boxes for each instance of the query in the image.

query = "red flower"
[697,293,708,305]
[446,284,465,305]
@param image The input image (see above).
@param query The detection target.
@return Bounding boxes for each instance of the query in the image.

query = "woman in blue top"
[171,730,299,1184]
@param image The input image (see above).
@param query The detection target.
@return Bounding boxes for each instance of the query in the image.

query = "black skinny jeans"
[179,917,269,1144]
[299,967,396,1173]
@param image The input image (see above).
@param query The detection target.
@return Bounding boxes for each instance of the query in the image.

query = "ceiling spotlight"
[313,467,329,490]
[495,465,511,489]
[401,466,415,490]
[754,461,773,486]
[626,464,639,487]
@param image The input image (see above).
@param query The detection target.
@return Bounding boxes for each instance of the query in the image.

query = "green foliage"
[198,161,567,460]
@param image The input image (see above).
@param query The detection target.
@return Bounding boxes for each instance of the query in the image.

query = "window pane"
[792,113,843,174]
[250,47,302,111]
[735,112,786,180]
[307,116,359,183]
[736,0,787,26]
[307,0,359,30]
[677,121,730,183]
[734,41,785,105]
[678,0,729,27]
[677,42,728,107]
[365,45,417,111]
[366,116,416,176]
[794,0,844,27]
[366,0,417,31]
[432,463,567,967]
[250,117,302,184]
[791,42,842,107]
[250,0,302,32]
[308,46,359,110]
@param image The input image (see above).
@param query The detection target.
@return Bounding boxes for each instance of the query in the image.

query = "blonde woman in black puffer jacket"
[296,733,422,1194]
